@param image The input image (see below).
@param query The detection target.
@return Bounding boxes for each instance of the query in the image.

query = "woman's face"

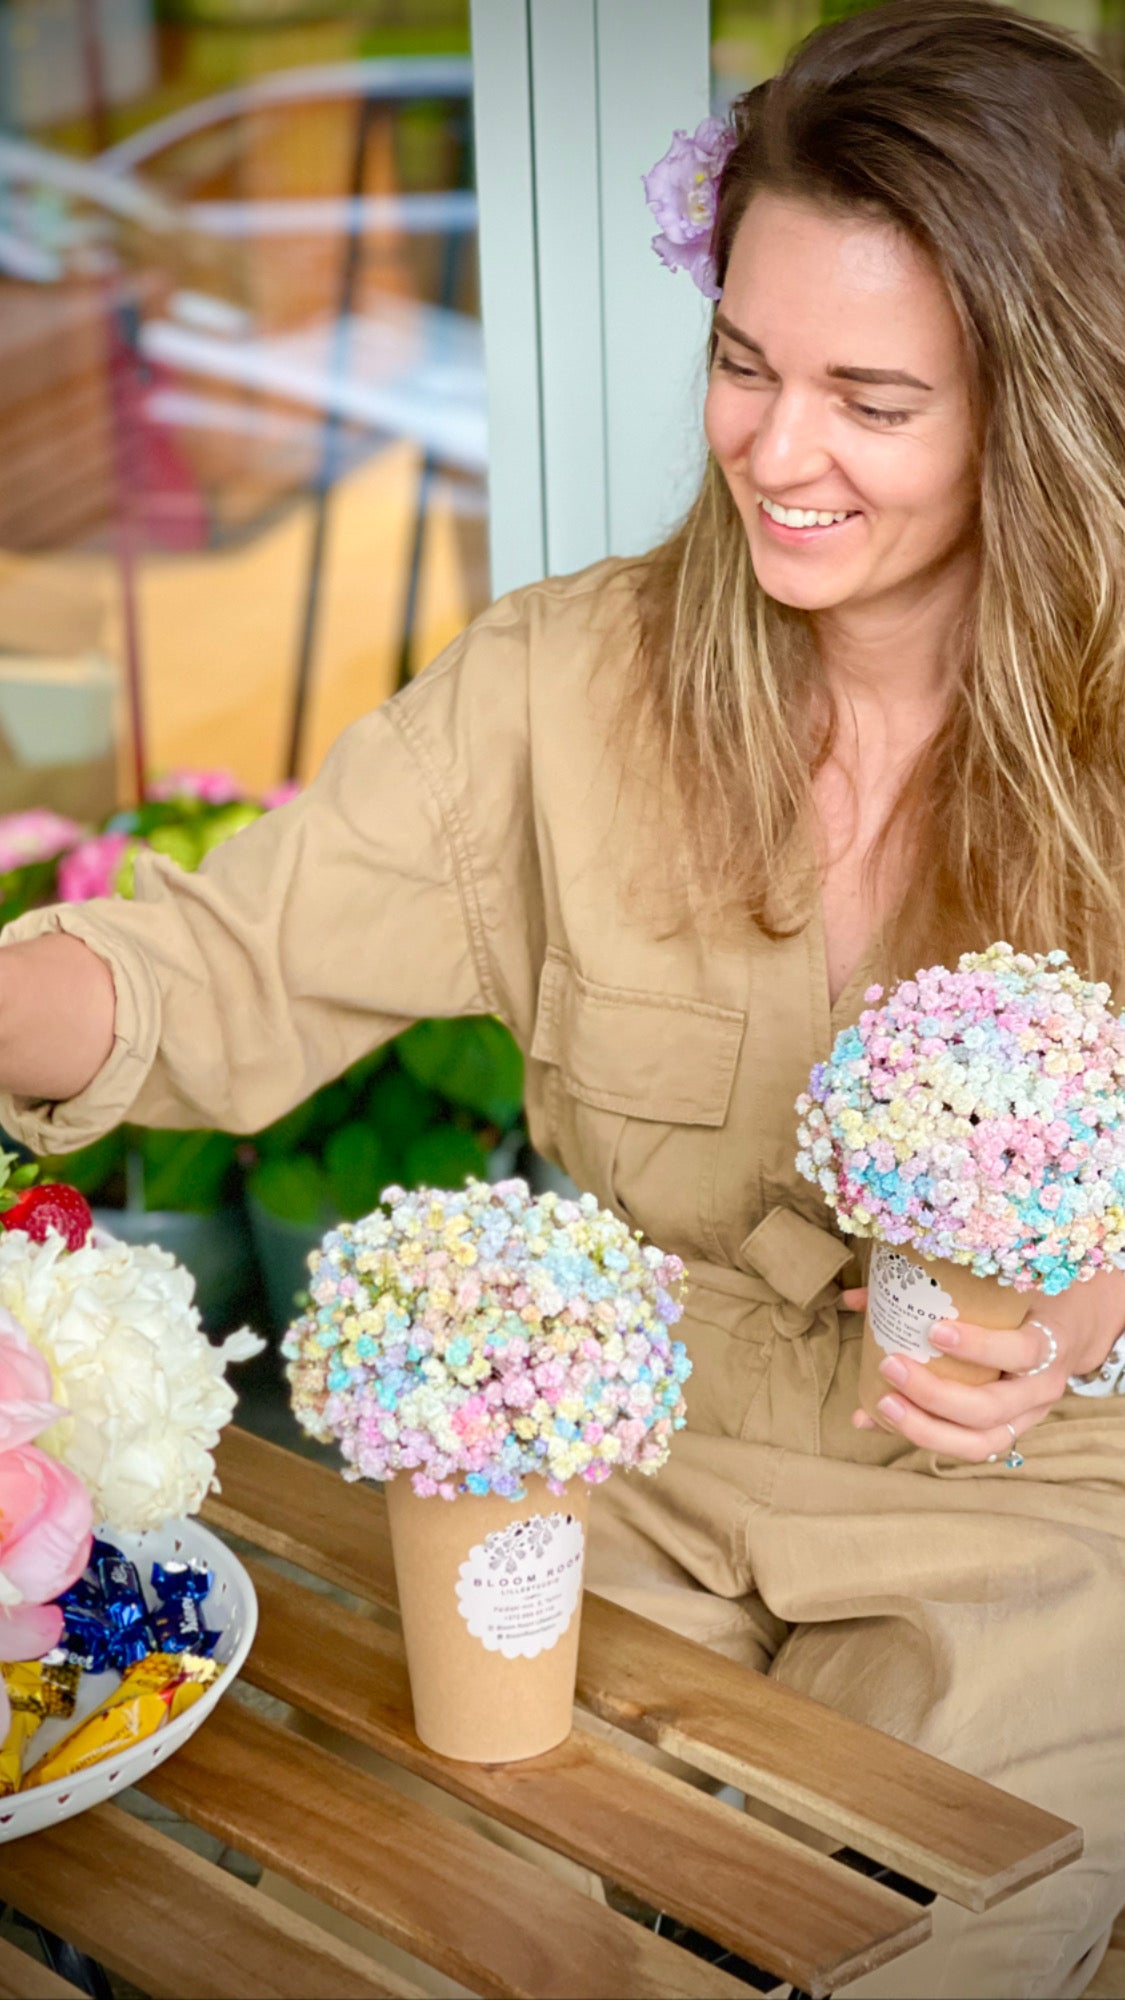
[705,192,979,618]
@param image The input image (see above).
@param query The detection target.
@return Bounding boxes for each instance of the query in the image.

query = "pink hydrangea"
[0,811,83,874]
[147,769,242,805]
[57,831,131,903]
[261,780,301,810]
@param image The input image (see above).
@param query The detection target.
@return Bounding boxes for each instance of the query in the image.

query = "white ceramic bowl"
[0,1515,257,1841]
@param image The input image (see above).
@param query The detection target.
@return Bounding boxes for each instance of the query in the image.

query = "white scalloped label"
[455,1512,585,1660]
[868,1244,957,1362]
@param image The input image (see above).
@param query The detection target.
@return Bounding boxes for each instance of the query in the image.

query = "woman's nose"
[749,391,833,492]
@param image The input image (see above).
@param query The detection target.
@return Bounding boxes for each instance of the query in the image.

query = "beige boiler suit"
[3,560,1123,2000]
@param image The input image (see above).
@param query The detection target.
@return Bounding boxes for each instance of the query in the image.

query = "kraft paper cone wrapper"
[384,1472,591,1763]
[860,1239,1028,1424]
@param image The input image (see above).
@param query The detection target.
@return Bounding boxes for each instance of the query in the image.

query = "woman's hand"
[840,1266,1125,1462]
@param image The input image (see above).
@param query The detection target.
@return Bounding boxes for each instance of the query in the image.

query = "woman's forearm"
[0,934,116,1105]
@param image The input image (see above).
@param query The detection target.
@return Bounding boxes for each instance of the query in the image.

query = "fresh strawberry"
[1,1184,93,1251]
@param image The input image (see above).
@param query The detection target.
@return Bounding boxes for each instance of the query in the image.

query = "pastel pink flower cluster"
[796,944,1125,1293]
[0,1308,91,1735]
[284,1179,692,1499]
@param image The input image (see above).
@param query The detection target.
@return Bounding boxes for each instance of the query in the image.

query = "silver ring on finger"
[1020,1318,1058,1378]
[1004,1420,1025,1471]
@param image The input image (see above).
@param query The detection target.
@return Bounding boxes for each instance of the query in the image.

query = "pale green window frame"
[470,0,712,597]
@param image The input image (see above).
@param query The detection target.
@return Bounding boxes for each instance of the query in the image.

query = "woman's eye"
[854,404,911,427]
[716,355,760,380]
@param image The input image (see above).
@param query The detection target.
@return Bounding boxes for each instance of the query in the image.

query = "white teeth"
[758,495,853,528]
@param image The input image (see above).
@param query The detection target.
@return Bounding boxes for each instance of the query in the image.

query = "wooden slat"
[0,1802,419,2000]
[240,1555,931,1997]
[206,1428,1082,1912]
[139,1694,753,2000]
[0,1939,85,2000]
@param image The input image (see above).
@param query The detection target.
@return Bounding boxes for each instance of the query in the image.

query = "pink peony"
[57,831,130,903]
[0,811,83,874]
[0,1444,92,1733]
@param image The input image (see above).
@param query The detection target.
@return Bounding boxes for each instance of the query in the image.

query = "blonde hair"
[627,0,1125,991]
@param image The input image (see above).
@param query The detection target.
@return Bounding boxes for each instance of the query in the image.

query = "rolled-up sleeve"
[0,601,534,1152]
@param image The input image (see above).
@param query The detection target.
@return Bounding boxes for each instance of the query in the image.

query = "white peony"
[0,1227,264,1533]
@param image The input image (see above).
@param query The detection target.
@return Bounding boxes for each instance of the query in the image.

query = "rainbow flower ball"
[282,1178,691,1498]
[795,943,1125,1293]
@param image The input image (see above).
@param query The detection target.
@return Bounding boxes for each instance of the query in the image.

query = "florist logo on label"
[456,1512,586,1660]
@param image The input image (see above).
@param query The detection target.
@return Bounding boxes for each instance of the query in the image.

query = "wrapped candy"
[0,1654,82,1794]
[25,1653,221,1786]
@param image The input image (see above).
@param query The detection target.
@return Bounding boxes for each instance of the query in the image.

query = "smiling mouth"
[757,493,861,536]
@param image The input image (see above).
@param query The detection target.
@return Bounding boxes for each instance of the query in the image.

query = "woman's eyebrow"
[712,312,933,392]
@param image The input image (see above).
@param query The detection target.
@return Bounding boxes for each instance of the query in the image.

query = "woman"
[2,3,1124,1992]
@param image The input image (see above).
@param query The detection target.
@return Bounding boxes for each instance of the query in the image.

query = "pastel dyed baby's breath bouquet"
[795,944,1125,1294]
[283,1178,691,1498]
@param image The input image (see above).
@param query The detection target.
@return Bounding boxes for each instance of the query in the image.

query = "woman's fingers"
[929,1315,1058,1377]
[873,1347,1058,1427]
[867,1391,1055,1464]
[839,1287,868,1311]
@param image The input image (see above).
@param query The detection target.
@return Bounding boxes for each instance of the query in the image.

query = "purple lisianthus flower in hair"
[643,115,737,300]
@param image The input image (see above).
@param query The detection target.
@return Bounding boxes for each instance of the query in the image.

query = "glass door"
[0,0,488,804]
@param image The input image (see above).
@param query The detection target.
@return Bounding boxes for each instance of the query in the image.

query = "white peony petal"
[0,1230,264,1533]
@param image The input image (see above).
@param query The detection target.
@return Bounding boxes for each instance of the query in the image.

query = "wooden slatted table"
[0,1427,1082,2000]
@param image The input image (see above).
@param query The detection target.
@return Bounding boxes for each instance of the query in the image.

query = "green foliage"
[324,1121,393,1220]
[0,859,61,931]
[244,1017,525,1226]
[248,1156,334,1230]
[36,1125,238,1212]
[396,1016,524,1127]
[403,1123,491,1189]
[37,1129,127,1201]
[136,1128,239,1212]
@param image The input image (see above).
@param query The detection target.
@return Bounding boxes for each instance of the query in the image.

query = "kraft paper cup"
[860,1239,1027,1425]
[384,1473,591,1763]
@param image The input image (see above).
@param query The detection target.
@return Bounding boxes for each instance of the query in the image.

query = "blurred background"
[0,0,1120,1382]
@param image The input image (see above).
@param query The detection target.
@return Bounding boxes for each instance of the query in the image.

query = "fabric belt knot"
[736,1205,854,1338]
[734,1206,857,1448]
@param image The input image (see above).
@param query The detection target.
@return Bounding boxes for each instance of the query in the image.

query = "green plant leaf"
[0,857,65,929]
[250,1094,324,1160]
[248,1155,335,1227]
[367,1065,442,1167]
[35,1128,126,1200]
[342,1045,391,1094]
[148,824,205,872]
[325,1121,393,1220]
[403,1123,491,1191]
[197,803,262,855]
[136,1128,238,1212]
[396,1018,524,1127]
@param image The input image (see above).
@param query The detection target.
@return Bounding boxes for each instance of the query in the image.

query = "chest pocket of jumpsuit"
[528,947,746,1254]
